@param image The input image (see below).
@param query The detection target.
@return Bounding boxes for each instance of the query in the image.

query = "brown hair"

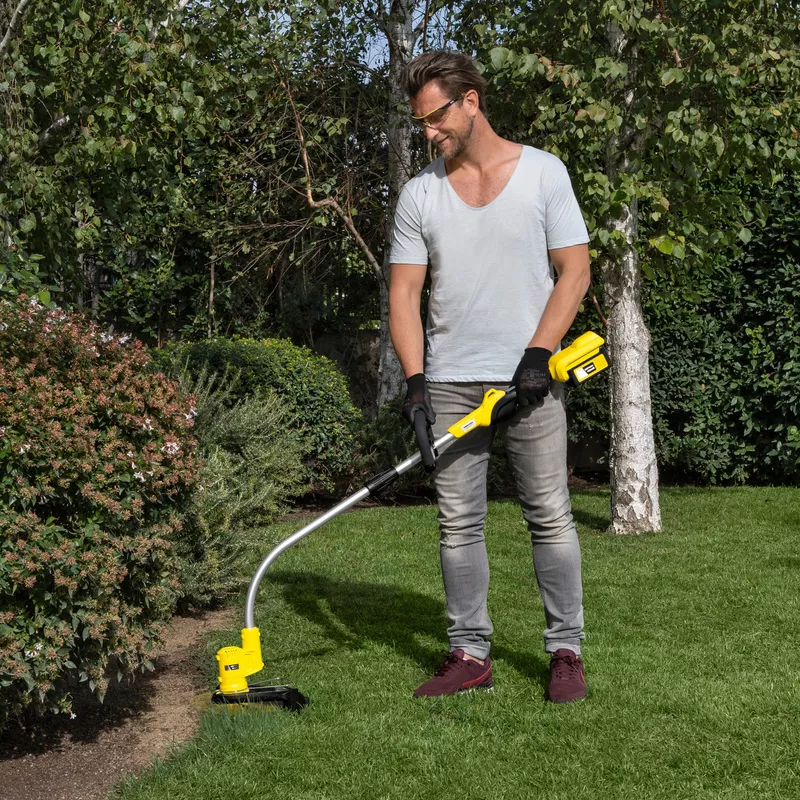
[402,50,488,116]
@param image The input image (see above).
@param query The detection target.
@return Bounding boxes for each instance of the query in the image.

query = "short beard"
[439,115,475,161]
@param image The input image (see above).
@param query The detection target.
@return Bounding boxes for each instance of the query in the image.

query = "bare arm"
[528,243,591,351]
[389,263,428,378]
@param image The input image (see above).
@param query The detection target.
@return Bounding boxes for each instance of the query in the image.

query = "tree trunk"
[377,0,418,408]
[603,21,662,534]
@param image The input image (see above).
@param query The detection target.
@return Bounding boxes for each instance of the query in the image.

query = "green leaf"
[170,106,186,123]
[19,215,36,233]
[738,228,752,244]
[655,237,674,255]
[490,47,511,71]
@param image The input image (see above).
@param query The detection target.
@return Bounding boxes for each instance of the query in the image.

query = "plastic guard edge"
[211,685,309,711]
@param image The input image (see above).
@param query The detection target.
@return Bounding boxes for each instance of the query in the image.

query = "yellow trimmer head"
[212,626,308,711]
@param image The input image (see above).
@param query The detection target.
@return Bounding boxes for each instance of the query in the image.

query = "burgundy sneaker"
[414,649,493,698]
[547,649,587,703]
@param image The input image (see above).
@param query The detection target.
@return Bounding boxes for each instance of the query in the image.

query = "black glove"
[401,373,436,428]
[511,347,552,407]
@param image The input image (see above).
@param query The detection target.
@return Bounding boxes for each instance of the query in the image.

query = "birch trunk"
[603,22,662,533]
[377,0,418,408]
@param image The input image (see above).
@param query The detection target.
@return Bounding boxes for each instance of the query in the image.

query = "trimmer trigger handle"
[413,411,437,473]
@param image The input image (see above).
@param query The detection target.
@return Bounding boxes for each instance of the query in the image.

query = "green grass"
[117,487,800,800]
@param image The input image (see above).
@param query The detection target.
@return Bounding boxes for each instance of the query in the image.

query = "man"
[388,50,591,703]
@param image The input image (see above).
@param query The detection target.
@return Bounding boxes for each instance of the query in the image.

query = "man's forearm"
[389,293,426,378]
[528,266,591,352]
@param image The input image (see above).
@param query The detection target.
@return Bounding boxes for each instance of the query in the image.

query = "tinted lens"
[425,109,447,127]
[411,99,454,128]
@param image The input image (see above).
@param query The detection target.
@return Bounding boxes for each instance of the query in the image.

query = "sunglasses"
[410,94,465,129]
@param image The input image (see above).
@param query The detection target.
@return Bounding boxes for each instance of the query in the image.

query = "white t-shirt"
[390,145,589,382]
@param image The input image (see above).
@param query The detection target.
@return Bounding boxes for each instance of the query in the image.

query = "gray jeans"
[428,381,585,660]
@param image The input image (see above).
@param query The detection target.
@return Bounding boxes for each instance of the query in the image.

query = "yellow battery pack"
[549,331,609,386]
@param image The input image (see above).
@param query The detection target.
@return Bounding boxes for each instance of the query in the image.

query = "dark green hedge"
[156,337,363,490]
[566,182,800,485]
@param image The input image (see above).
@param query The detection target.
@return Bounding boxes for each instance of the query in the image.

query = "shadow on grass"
[269,571,550,689]
[572,507,610,533]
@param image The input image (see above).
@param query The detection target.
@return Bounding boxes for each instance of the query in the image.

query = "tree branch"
[38,111,74,148]
[656,0,683,67]
[592,294,609,327]
[277,67,383,285]
[412,0,449,39]
[0,0,35,58]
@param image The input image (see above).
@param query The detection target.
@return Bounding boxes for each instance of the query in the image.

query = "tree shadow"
[572,506,611,533]
[769,556,800,570]
[268,570,551,689]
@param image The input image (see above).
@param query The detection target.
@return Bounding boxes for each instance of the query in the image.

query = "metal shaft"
[243,431,456,628]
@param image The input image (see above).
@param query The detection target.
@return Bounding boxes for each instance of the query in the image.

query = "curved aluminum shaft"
[243,432,456,628]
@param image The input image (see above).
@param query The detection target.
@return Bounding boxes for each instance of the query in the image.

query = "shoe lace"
[551,653,580,680]
[433,652,465,677]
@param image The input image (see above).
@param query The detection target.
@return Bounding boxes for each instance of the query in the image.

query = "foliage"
[462,2,800,277]
[161,337,363,489]
[168,366,306,607]
[648,179,800,484]
[0,296,199,726]
[0,0,387,346]
[566,180,800,485]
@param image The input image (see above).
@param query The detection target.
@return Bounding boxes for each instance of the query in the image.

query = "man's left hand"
[512,347,552,406]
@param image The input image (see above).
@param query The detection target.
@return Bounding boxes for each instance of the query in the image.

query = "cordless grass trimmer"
[212,331,609,710]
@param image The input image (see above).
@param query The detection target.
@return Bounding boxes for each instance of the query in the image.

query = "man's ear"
[463,88,480,117]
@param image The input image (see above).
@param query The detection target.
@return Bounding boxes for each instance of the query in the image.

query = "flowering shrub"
[0,296,199,727]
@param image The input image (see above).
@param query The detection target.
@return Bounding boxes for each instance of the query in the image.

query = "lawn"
[117,487,800,800]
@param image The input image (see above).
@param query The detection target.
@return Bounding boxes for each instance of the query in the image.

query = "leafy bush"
[565,181,800,485]
[169,367,306,607]
[159,337,363,489]
[0,297,199,726]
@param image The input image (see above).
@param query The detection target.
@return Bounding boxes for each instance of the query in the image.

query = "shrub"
[169,366,306,607]
[564,179,800,486]
[160,337,363,489]
[0,297,199,726]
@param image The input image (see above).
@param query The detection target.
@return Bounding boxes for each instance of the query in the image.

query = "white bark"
[0,0,33,58]
[376,0,419,408]
[603,21,662,533]
[601,201,662,533]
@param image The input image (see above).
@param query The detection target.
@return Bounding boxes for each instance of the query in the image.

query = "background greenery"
[2,0,798,486]
[158,337,363,490]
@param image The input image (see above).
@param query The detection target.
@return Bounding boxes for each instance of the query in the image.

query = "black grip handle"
[490,388,519,425]
[413,411,436,473]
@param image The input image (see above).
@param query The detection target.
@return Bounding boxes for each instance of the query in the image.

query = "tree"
[459,0,800,531]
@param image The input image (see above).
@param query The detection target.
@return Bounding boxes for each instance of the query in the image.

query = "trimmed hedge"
[159,337,363,489]
[565,181,800,485]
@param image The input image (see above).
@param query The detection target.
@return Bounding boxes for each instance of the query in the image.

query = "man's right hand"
[401,373,436,428]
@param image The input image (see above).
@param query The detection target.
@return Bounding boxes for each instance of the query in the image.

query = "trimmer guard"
[212,684,309,711]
